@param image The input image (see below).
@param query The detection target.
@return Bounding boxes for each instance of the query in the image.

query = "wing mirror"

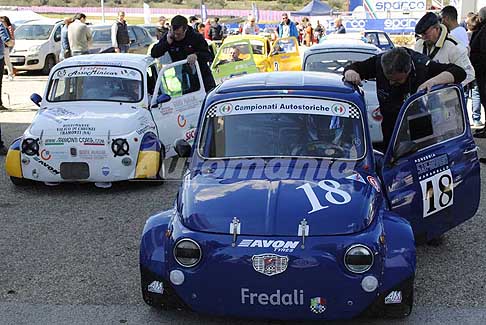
[151,94,171,108]
[174,139,191,158]
[30,93,42,107]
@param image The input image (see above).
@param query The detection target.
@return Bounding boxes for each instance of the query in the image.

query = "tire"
[42,54,56,75]
[10,176,32,186]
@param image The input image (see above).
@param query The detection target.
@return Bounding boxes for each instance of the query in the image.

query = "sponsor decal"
[40,149,52,161]
[420,169,453,218]
[33,156,60,175]
[147,281,164,294]
[384,291,402,304]
[56,69,67,78]
[241,288,304,306]
[298,180,352,214]
[219,103,233,115]
[52,66,142,81]
[79,149,107,160]
[42,107,78,124]
[237,239,299,253]
[345,171,366,184]
[252,254,289,276]
[184,128,197,141]
[56,124,96,136]
[367,176,381,192]
[372,107,383,122]
[177,114,187,128]
[102,166,110,176]
[374,0,425,12]
[331,103,346,116]
[310,297,327,314]
[136,125,155,135]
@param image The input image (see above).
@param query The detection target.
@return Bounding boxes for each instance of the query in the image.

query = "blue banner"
[340,18,419,34]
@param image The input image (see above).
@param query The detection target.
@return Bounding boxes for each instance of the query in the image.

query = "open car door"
[268,37,301,71]
[150,59,206,157]
[210,39,260,85]
[381,84,480,242]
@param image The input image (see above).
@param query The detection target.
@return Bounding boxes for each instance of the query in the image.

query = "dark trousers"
[477,77,486,127]
[381,109,399,151]
[0,57,4,106]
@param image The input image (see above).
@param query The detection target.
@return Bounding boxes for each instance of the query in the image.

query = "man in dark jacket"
[470,7,486,137]
[111,11,130,53]
[344,47,466,149]
[151,15,216,93]
[209,17,223,41]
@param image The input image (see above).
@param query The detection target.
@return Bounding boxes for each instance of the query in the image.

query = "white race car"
[5,54,206,187]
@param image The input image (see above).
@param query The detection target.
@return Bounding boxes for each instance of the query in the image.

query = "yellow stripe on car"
[135,151,160,178]
[5,149,23,178]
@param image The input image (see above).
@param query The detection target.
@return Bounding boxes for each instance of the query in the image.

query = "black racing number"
[438,174,453,207]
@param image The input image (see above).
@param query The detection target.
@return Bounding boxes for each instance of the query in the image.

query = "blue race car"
[139,72,480,320]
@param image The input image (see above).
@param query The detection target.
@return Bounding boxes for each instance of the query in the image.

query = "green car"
[211,40,260,84]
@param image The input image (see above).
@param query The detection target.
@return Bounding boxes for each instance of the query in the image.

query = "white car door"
[150,59,206,157]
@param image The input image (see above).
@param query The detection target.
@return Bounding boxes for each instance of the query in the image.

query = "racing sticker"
[53,66,142,81]
[40,149,52,161]
[367,176,381,192]
[416,154,453,218]
[147,281,163,294]
[345,171,366,184]
[384,291,402,304]
[207,98,361,119]
[298,180,352,214]
[57,124,96,136]
[310,297,327,314]
[33,156,60,175]
[41,107,79,124]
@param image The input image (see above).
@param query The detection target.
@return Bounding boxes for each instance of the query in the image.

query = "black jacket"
[470,21,486,80]
[151,27,216,92]
[209,23,223,41]
[344,48,466,115]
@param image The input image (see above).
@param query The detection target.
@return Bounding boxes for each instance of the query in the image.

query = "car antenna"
[230,217,241,247]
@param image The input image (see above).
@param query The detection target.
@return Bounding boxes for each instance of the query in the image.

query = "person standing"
[334,17,346,34]
[209,17,223,41]
[156,16,169,40]
[470,7,486,137]
[278,13,299,39]
[60,17,73,61]
[151,15,215,92]
[0,21,11,111]
[440,6,469,48]
[304,22,313,46]
[111,11,130,53]
[0,16,14,81]
[68,13,92,56]
[466,13,484,128]
[189,16,199,30]
[344,47,466,149]
[414,12,475,86]
[204,19,211,40]
[242,16,259,35]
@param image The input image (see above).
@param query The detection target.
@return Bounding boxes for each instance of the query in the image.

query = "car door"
[150,59,206,157]
[133,26,151,53]
[268,37,301,71]
[380,85,480,242]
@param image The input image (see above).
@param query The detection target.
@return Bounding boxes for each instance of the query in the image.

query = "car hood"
[12,40,46,52]
[29,104,152,137]
[181,168,380,236]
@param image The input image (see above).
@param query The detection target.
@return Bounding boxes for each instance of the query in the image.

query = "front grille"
[10,56,25,66]
[60,162,90,180]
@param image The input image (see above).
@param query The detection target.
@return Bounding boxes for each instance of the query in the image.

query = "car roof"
[54,54,154,69]
[305,40,381,54]
[20,19,62,26]
[225,34,268,41]
[215,71,354,95]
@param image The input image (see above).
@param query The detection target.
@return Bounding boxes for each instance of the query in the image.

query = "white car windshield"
[15,24,54,40]
[305,51,375,74]
[47,66,143,103]
[198,97,365,160]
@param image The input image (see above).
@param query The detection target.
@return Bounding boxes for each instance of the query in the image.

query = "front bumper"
[9,53,44,70]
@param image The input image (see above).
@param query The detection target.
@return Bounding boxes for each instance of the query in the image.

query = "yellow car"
[223,35,301,72]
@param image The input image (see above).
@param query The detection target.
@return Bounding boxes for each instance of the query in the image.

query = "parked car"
[303,40,383,143]
[139,71,480,320]
[9,19,63,74]
[322,31,394,51]
[138,24,159,41]
[89,25,153,54]
[5,54,206,187]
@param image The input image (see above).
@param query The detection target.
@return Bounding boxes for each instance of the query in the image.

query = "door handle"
[464,146,479,155]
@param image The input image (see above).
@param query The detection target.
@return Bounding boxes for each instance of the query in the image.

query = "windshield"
[47,66,143,103]
[199,97,365,160]
[15,24,54,40]
[304,51,375,74]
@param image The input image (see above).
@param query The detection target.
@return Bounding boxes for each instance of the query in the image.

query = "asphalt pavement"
[1,74,486,324]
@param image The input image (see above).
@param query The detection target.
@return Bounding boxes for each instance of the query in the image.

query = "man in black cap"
[151,15,216,93]
[414,12,474,86]
[344,47,466,149]
[470,7,486,138]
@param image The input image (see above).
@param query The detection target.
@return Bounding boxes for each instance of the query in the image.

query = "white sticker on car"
[297,180,351,214]
[420,169,453,218]
[384,291,402,304]
[147,281,164,294]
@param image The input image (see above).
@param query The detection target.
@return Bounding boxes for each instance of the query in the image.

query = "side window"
[395,87,464,151]
[54,25,62,42]
[128,28,136,42]
[134,27,145,41]
[378,33,390,46]
[366,33,378,46]
[159,63,201,98]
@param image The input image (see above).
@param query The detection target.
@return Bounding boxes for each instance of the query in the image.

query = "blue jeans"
[471,82,482,122]
[119,44,130,53]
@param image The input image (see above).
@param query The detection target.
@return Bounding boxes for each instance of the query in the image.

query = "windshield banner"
[211,98,356,118]
[52,66,142,81]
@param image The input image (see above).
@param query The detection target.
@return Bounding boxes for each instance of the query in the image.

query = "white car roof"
[20,19,62,26]
[54,54,155,70]
[305,40,381,53]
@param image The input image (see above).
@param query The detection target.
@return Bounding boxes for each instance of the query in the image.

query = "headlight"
[344,244,374,274]
[28,45,41,53]
[111,138,129,157]
[21,138,39,156]
[173,238,202,268]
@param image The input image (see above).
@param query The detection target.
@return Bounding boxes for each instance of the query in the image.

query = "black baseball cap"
[415,12,439,35]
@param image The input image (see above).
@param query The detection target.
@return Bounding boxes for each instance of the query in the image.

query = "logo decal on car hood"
[252,253,289,276]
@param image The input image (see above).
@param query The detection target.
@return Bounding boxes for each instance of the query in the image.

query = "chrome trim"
[173,238,202,268]
[344,244,374,274]
[464,146,479,155]
[197,95,368,162]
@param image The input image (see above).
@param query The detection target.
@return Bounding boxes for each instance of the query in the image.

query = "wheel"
[383,278,414,318]
[41,54,56,75]
[10,176,32,186]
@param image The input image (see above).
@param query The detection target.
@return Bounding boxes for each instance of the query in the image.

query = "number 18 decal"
[297,180,351,214]
[420,169,454,218]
